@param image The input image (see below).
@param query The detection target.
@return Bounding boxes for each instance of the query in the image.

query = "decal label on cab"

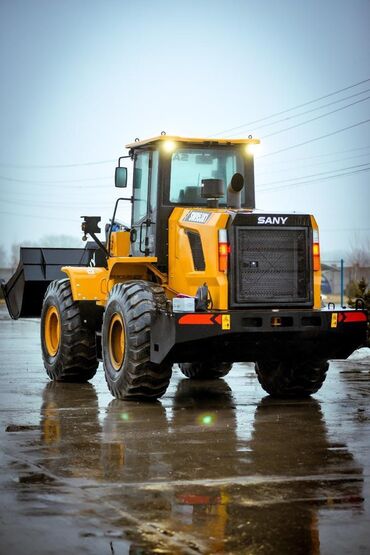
[331,313,338,328]
[184,211,212,224]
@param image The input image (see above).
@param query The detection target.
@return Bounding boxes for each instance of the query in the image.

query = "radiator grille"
[234,227,310,304]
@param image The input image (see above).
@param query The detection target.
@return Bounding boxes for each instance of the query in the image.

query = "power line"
[1,77,369,170]
[1,147,368,187]
[0,187,114,199]
[233,87,370,137]
[0,210,77,223]
[0,174,112,184]
[258,144,370,168]
[4,159,368,198]
[212,77,370,137]
[260,95,370,139]
[260,119,370,158]
[0,159,116,170]
[0,197,113,208]
[258,162,370,187]
[257,152,370,176]
[258,166,370,193]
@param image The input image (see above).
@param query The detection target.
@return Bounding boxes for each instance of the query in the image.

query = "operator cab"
[115,135,260,271]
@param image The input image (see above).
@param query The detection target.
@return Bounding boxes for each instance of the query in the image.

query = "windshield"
[169,147,245,204]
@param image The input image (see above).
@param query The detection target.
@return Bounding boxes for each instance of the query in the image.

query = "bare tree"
[10,242,31,271]
[0,245,7,268]
[347,236,370,267]
[38,234,82,248]
[10,235,81,270]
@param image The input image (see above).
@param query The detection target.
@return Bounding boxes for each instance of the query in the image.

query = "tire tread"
[102,280,172,400]
[41,279,98,382]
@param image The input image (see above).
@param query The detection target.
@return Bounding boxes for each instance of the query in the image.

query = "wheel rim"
[108,313,125,370]
[44,306,61,357]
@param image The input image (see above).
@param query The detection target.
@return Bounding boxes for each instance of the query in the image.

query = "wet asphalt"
[0,304,369,555]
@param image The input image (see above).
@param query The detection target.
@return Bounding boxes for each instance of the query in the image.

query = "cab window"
[133,152,149,223]
[169,147,244,204]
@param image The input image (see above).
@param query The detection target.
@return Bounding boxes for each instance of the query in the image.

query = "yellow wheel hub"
[109,313,125,370]
[44,306,61,357]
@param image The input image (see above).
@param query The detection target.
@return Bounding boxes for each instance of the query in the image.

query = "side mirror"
[115,167,127,188]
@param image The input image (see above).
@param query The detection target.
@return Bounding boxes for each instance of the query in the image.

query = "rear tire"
[178,362,232,379]
[102,281,172,400]
[41,279,99,382]
[255,358,329,397]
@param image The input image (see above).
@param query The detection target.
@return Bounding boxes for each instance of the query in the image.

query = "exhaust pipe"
[227,173,244,209]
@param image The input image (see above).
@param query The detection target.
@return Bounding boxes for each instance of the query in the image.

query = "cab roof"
[125,134,260,149]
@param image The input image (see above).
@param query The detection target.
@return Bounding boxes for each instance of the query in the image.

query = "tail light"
[218,229,230,272]
[313,229,320,271]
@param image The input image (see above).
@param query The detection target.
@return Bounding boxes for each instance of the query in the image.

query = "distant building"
[322,262,370,295]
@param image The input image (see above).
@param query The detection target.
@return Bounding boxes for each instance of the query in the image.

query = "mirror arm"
[118,155,131,166]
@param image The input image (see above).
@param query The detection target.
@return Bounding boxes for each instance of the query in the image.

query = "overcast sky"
[0,0,369,262]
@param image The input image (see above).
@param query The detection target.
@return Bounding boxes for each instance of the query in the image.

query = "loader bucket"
[1,246,97,319]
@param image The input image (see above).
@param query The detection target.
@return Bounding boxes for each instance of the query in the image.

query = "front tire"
[102,281,172,400]
[255,358,329,397]
[178,362,232,379]
[41,279,99,382]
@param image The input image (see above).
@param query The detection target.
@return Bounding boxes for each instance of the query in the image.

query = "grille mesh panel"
[235,228,309,304]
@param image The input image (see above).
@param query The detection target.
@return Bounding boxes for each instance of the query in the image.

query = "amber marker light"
[218,229,230,272]
[313,229,320,271]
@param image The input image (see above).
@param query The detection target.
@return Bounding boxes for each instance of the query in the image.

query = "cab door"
[131,150,158,257]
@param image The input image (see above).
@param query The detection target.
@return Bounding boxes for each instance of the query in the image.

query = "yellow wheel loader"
[2,135,368,400]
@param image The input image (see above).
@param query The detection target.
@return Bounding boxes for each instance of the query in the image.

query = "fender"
[62,266,109,303]
[62,255,160,304]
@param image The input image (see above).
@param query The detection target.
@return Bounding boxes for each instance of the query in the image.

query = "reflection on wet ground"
[0,310,369,554]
